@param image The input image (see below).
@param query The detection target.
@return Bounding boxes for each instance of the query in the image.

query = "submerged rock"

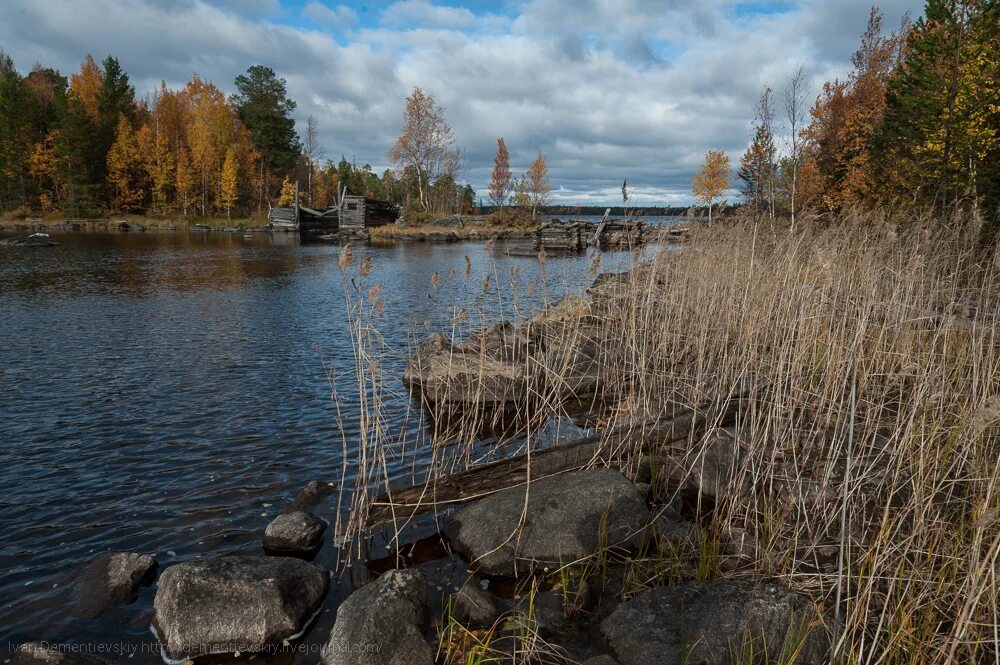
[263,510,326,553]
[12,643,108,665]
[72,551,157,619]
[445,468,650,576]
[1,233,57,247]
[601,580,836,665]
[322,568,433,665]
[287,479,336,513]
[152,556,328,661]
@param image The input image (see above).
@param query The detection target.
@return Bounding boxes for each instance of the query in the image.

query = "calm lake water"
[0,230,641,659]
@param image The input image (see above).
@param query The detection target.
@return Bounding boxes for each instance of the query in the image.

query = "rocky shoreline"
[12,268,837,665]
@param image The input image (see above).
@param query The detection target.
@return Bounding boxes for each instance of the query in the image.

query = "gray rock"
[452,584,502,626]
[322,568,433,665]
[445,468,650,576]
[263,510,326,553]
[152,555,328,661]
[12,643,107,665]
[601,580,836,665]
[287,480,336,513]
[582,657,621,665]
[431,214,465,228]
[686,428,749,504]
[73,551,157,618]
[403,333,530,407]
[645,510,701,549]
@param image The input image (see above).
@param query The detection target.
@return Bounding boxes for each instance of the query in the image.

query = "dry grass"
[335,208,1000,664]
[368,221,539,241]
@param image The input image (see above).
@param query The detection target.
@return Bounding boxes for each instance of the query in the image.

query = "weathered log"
[365,398,746,529]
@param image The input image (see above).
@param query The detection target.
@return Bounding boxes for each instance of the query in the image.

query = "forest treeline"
[0,0,996,225]
[699,1,999,231]
[0,55,474,219]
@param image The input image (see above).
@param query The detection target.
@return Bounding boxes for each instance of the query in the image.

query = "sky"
[0,0,923,205]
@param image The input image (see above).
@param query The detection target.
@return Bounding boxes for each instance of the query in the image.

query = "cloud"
[0,0,925,204]
[301,1,357,28]
[381,0,476,29]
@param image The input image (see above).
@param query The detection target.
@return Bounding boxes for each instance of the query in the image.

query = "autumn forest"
[0,0,998,230]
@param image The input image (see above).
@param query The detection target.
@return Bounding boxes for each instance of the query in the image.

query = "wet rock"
[287,479,336,513]
[152,556,328,661]
[452,584,502,626]
[322,569,433,665]
[73,551,157,618]
[263,510,326,553]
[12,643,108,665]
[445,469,650,576]
[601,580,836,665]
[1,233,57,247]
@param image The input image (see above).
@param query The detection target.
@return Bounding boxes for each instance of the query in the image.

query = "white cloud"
[381,0,476,29]
[301,1,357,28]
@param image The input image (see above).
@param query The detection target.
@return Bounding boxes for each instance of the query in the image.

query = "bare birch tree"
[783,64,808,230]
[388,87,461,212]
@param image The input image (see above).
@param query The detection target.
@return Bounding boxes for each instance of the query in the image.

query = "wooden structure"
[589,208,645,248]
[365,397,746,529]
[267,182,400,235]
[537,221,584,251]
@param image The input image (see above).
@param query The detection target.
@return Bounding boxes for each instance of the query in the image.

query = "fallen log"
[365,397,747,529]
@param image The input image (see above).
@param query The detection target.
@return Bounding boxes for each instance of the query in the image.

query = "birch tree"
[388,87,460,212]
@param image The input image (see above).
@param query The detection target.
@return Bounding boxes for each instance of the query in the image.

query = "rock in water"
[601,580,836,665]
[152,556,329,661]
[12,643,108,665]
[73,551,157,618]
[1,233,57,247]
[322,568,434,665]
[444,469,650,576]
[263,510,326,553]
[287,480,336,513]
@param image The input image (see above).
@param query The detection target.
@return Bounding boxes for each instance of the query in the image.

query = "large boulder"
[445,469,650,576]
[403,333,531,407]
[73,551,157,618]
[152,556,329,661]
[322,569,433,665]
[263,510,326,553]
[601,580,836,665]
[12,643,107,665]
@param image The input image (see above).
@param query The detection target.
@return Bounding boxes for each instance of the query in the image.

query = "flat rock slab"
[263,510,326,553]
[322,568,434,665]
[12,643,107,665]
[152,555,328,661]
[601,580,836,665]
[73,551,157,618]
[445,468,650,576]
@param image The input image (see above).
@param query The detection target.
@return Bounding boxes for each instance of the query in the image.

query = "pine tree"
[739,88,777,217]
[877,0,999,217]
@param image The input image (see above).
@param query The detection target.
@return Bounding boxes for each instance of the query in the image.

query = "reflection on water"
[0,231,640,658]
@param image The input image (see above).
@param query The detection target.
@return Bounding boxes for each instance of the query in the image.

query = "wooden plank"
[365,398,746,529]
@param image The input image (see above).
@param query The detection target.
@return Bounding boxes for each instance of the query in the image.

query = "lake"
[0,230,642,659]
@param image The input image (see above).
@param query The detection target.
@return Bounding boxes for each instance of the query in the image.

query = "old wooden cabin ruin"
[268,183,400,236]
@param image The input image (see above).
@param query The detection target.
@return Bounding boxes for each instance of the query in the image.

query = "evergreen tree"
[233,65,301,210]
[739,88,777,217]
[877,0,999,219]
